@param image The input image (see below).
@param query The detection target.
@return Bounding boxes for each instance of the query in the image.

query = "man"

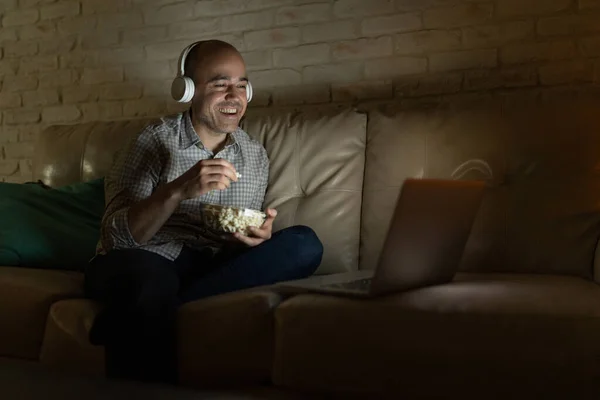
[84,40,324,384]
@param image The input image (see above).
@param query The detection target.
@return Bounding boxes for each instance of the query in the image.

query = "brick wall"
[1,0,599,183]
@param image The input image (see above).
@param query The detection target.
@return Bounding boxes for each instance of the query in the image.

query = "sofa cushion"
[39,291,282,388]
[273,273,600,397]
[361,100,600,279]
[0,267,83,359]
[242,108,367,274]
[0,179,104,271]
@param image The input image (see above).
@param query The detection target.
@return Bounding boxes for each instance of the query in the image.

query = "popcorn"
[235,172,242,179]
[203,204,265,235]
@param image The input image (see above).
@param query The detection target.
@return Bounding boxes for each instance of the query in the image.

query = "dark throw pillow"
[0,178,105,271]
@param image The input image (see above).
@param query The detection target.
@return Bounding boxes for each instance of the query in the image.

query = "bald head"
[184,40,243,80]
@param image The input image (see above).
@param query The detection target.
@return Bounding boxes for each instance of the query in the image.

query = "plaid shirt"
[97,110,269,261]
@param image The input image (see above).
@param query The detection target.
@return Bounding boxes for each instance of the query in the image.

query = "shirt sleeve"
[99,128,162,252]
[250,147,270,211]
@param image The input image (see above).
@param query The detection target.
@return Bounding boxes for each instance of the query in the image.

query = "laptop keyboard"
[322,278,372,291]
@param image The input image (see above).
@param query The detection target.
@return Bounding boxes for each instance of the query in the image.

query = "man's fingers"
[233,233,261,247]
[200,164,238,182]
[248,226,270,240]
[202,174,231,188]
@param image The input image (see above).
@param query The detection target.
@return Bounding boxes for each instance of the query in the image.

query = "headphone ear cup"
[246,81,253,103]
[171,76,195,103]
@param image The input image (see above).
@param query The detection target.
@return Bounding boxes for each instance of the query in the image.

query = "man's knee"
[278,225,324,275]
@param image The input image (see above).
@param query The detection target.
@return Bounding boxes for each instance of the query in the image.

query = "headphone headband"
[177,40,204,78]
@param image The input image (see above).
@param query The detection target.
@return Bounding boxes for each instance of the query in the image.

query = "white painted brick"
[332,80,393,102]
[19,0,56,7]
[0,60,19,77]
[62,86,100,104]
[497,0,571,17]
[430,49,497,72]
[18,21,56,40]
[96,48,145,66]
[39,36,79,57]
[273,44,329,67]
[4,110,40,125]
[302,20,357,43]
[3,76,38,92]
[539,60,594,85]
[463,67,537,91]
[241,50,272,71]
[19,159,32,177]
[463,21,535,49]
[169,19,220,39]
[272,84,331,105]
[39,69,78,88]
[81,102,123,121]
[3,9,39,27]
[580,0,600,9]
[245,28,300,50]
[194,0,248,17]
[222,10,274,33]
[41,1,81,20]
[98,11,144,30]
[123,98,168,118]
[144,3,194,25]
[57,16,97,35]
[18,125,42,142]
[333,37,392,61]
[501,40,578,65]
[0,160,18,176]
[0,127,19,143]
[0,27,18,42]
[395,29,461,55]
[5,41,37,57]
[146,40,196,61]
[424,3,492,29]
[125,61,174,81]
[246,0,298,11]
[99,83,144,100]
[42,105,81,123]
[250,69,302,88]
[276,3,330,25]
[362,13,422,36]
[83,0,130,15]
[82,67,123,85]
[81,31,119,50]
[580,36,600,57]
[123,26,167,44]
[538,14,600,36]
[365,57,427,79]
[4,141,39,160]
[334,0,394,18]
[59,51,97,68]
[143,79,171,97]
[0,93,21,109]
[19,55,58,74]
[22,89,60,107]
[395,72,463,97]
[303,61,363,83]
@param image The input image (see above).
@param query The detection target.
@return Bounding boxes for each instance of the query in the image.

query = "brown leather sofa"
[2,97,600,398]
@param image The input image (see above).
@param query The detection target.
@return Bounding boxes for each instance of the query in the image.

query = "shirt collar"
[180,109,242,152]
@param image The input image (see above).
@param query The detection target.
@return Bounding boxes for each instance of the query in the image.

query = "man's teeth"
[219,108,237,114]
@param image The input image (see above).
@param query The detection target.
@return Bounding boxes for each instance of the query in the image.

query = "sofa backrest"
[360,99,600,280]
[33,107,366,275]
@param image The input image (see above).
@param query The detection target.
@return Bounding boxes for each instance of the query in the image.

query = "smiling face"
[189,45,249,137]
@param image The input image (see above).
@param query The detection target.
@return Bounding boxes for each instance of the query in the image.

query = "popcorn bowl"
[201,204,266,235]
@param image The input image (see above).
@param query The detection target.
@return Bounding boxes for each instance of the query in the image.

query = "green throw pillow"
[0,178,105,271]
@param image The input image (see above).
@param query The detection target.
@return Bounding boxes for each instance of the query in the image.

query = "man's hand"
[170,158,238,201]
[233,208,277,247]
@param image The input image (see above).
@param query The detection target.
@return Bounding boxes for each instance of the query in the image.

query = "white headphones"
[171,41,253,104]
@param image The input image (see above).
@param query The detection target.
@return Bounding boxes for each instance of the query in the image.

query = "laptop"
[275,178,486,298]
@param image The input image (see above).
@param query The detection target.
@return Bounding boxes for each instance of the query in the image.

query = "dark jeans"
[84,225,323,384]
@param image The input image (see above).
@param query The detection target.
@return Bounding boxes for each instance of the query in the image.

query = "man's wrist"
[160,181,184,205]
